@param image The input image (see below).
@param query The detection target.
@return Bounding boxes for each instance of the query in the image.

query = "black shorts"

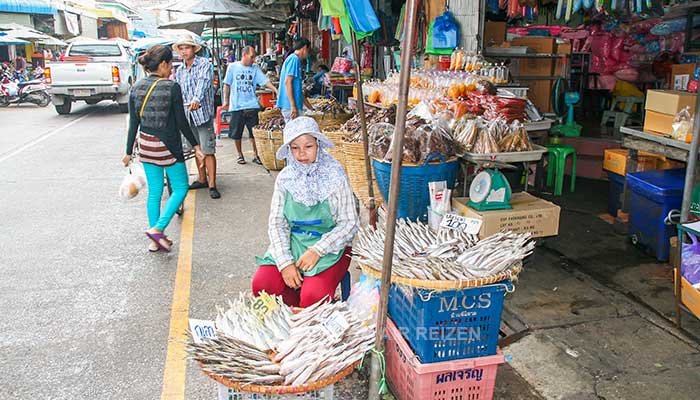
[228,109,260,140]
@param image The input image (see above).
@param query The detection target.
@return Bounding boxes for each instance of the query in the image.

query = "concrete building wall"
[0,12,33,28]
[450,0,481,53]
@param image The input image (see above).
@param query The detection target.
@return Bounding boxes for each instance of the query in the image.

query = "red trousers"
[252,247,351,308]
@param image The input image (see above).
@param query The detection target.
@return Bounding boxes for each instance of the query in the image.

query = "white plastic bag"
[119,164,146,200]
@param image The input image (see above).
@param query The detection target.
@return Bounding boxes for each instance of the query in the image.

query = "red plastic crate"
[385,318,505,400]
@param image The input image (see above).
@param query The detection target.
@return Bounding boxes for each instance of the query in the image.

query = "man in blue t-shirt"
[277,37,315,122]
[223,46,278,165]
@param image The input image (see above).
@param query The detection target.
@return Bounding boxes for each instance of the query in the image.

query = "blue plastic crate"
[373,155,460,222]
[627,168,685,261]
[607,171,625,217]
[387,281,512,363]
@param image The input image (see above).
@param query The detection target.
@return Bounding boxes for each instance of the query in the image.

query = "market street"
[0,102,274,399]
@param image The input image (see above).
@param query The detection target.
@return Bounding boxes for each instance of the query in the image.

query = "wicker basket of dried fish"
[252,128,285,171]
[354,218,531,290]
[258,108,283,125]
[188,293,373,396]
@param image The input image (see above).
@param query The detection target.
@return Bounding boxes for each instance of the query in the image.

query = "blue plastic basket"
[387,281,512,363]
[372,155,460,221]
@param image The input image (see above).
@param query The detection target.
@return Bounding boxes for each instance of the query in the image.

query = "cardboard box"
[603,149,659,176]
[643,110,676,135]
[484,21,506,46]
[451,192,561,238]
[509,38,558,113]
[511,37,555,53]
[675,269,700,320]
[645,90,697,115]
[671,63,696,91]
[657,157,686,170]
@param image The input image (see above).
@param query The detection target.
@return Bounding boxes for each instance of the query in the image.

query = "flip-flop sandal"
[146,231,172,252]
[237,156,246,165]
[148,242,160,252]
[252,156,263,165]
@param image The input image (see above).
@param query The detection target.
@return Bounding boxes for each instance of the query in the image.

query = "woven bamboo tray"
[344,141,382,208]
[201,360,359,395]
[359,262,522,290]
[252,128,285,171]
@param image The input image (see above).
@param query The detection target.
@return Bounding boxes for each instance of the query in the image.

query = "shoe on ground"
[252,155,263,165]
[209,187,221,199]
[189,180,208,190]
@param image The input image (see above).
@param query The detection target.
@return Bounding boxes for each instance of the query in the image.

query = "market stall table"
[324,83,354,104]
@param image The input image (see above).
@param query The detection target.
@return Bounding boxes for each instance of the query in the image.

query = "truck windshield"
[69,45,122,57]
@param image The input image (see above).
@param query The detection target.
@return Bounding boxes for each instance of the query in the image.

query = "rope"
[370,348,388,395]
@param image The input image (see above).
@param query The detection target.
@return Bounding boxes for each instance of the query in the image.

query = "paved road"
[0,101,273,399]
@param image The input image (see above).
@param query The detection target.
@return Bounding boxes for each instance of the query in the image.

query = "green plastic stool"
[546,144,577,196]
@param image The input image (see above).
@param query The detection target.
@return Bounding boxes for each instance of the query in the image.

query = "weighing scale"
[468,162,514,211]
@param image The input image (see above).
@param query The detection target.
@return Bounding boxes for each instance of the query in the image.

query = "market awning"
[0,32,29,45]
[0,0,56,15]
[76,6,130,24]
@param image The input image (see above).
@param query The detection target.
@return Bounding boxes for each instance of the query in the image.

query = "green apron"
[256,192,346,277]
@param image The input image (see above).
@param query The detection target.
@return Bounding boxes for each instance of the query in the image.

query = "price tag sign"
[189,319,217,344]
[251,294,278,320]
[320,311,350,345]
[441,213,483,235]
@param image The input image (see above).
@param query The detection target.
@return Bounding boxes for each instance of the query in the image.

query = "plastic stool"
[340,271,351,301]
[547,144,577,196]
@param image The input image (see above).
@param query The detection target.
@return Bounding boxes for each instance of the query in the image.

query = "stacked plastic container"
[385,281,512,400]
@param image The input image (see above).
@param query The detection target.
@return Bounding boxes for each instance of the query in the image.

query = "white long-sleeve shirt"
[266,178,359,271]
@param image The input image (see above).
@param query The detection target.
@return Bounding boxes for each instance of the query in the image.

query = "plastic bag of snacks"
[672,106,694,143]
[416,121,455,164]
[119,164,147,200]
[450,48,465,71]
[368,122,395,160]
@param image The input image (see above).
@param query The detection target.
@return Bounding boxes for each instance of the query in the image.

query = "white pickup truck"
[45,40,134,114]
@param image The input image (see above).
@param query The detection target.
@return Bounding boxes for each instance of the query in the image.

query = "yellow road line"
[161,163,198,400]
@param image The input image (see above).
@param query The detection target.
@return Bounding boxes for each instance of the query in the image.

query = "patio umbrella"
[36,36,68,47]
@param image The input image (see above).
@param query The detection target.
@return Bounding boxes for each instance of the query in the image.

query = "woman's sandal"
[146,231,172,252]
[237,155,246,165]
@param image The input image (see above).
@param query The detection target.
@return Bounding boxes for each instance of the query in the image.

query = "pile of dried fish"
[452,117,534,154]
[342,104,397,139]
[187,294,375,387]
[274,300,374,386]
[256,115,286,130]
[187,334,285,385]
[215,292,292,351]
[354,218,534,280]
[309,97,349,114]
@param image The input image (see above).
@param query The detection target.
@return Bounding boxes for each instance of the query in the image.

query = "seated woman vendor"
[252,117,359,307]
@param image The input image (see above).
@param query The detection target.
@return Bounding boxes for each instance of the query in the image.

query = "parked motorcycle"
[0,71,51,107]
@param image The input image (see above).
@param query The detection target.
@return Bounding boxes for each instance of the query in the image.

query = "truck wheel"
[118,103,129,113]
[55,101,72,115]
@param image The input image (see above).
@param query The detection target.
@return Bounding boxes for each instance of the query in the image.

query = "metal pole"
[350,30,377,228]
[680,89,700,222]
[368,0,420,398]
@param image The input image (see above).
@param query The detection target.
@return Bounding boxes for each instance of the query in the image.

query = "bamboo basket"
[323,130,348,170]
[252,128,285,171]
[359,262,522,290]
[344,141,382,208]
[201,360,359,395]
[309,113,353,131]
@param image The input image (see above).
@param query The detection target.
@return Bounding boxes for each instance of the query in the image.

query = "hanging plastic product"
[320,0,345,17]
[487,0,499,14]
[573,0,583,13]
[556,0,565,19]
[583,0,594,9]
[344,0,380,35]
[433,11,459,49]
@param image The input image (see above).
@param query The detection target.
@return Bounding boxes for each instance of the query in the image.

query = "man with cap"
[173,37,220,199]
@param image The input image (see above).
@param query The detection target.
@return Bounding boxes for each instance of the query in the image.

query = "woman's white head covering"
[275,117,347,207]
[276,116,335,160]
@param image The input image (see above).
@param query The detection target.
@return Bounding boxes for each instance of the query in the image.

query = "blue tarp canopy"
[0,0,56,15]
[0,31,30,45]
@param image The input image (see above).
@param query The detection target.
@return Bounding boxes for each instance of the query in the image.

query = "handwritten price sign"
[441,213,483,235]
[189,319,217,344]
[251,294,278,320]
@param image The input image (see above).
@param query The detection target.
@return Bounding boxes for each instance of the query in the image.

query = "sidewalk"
[205,139,700,399]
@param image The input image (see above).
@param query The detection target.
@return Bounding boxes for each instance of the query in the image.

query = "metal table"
[324,83,354,103]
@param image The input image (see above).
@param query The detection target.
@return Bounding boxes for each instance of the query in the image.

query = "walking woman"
[122,44,205,252]
[252,117,359,307]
